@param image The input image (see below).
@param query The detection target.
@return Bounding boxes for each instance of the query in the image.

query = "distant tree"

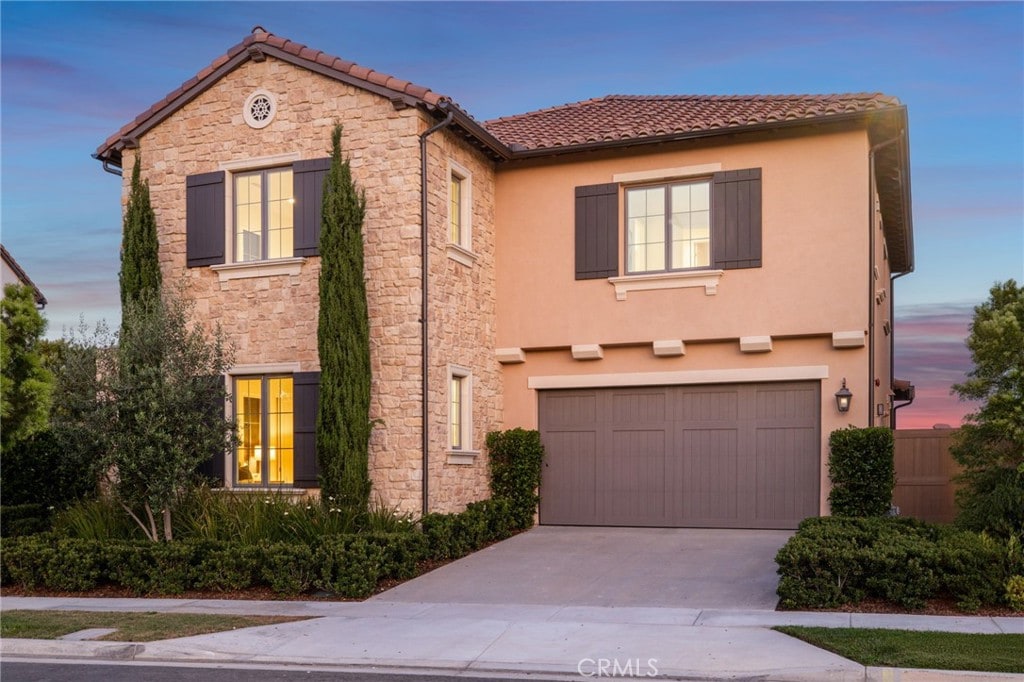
[951,279,1024,539]
[61,293,235,541]
[0,284,53,450]
[316,124,371,511]
[119,154,161,309]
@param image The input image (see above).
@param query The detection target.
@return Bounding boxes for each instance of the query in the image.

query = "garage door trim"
[528,364,829,390]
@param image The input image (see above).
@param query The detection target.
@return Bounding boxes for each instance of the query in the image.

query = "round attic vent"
[243,90,276,129]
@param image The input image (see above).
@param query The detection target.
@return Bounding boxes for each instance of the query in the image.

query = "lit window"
[234,167,294,262]
[450,175,463,245]
[449,368,471,451]
[447,162,472,253]
[626,180,710,273]
[235,376,294,485]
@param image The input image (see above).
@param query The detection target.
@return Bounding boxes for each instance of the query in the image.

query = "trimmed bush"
[828,427,895,517]
[776,516,1020,611]
[487,428,544,529]
[1,504,53,538]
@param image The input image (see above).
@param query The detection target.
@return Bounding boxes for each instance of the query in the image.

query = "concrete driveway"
[375,526,792,610]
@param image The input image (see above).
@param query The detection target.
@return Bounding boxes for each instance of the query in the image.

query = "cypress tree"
[317,124,371,511]
[119,154,161,309]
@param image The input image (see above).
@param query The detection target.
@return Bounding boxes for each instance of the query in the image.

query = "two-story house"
[94,27,913,529]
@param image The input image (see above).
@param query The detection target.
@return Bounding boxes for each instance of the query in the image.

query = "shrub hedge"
[2,428,544,597]
[1,531,428,598]
[2,466,532,597]
[0,503,53,538]
[776,517,1024,611]
[827,427,895,517]
[486,428,544,529]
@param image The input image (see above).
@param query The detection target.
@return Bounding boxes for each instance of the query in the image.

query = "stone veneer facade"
[122,55,499,513]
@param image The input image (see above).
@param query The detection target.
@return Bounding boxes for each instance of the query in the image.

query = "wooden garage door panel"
[679,428,739,523]
[540,431,598,523]
[605,428,667,524]
[539,382,820,529]
[755,426,819,524]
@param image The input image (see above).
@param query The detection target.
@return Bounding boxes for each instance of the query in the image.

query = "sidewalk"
[2,596,1022,681]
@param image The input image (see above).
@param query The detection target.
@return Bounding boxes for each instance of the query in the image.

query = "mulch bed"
[789,597,1020,618]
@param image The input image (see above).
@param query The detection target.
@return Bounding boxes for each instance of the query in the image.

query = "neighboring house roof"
[93,27,913,272]
[1,244,47,307]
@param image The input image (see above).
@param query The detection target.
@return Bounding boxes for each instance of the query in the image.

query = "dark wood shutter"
[186,171,226,267]
[194,374,226,485]
[293,371,321,488]
[712,168,762,270]
[575,183,619,279]
[293,158,332,257]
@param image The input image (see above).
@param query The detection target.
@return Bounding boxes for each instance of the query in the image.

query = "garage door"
[538,381,820,529]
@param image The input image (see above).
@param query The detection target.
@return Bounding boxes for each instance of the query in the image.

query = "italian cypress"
[119,154,161,309]
[317,124,371,511]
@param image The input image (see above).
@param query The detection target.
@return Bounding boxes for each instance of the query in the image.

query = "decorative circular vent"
[243,90,276,129]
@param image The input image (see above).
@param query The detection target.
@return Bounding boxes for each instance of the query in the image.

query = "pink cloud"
[894,302,980,429]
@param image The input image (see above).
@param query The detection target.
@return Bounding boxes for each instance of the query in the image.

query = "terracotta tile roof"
[483,93,904,151]
[95,27,447,161]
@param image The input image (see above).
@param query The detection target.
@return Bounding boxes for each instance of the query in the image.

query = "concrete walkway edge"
[1,597,1021,682]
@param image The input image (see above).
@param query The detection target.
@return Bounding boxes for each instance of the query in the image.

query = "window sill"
[211,257,306,282]
[446,244,477,267]
[446,450,480,465]
[608,269,724,301]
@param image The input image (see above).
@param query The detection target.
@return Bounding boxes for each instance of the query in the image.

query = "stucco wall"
[493,129,882,516]
[123,55,499,513]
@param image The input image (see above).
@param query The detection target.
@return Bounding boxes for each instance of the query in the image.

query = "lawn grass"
[775,626,1024,674]
[0,610,309,642]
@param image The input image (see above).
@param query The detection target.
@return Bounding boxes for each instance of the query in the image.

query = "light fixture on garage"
[835,378,852,413]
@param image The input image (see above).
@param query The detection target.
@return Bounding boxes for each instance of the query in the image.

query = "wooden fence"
[893,429,961,524]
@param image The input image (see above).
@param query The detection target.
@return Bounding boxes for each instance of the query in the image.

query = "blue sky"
[2,1,1022,427]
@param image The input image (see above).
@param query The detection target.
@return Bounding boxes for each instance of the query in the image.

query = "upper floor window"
[626,180,710,274]
[447,161,473,259]
[450,174,463,245]
[234,167,294,262]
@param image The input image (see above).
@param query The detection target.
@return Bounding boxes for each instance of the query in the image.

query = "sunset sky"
[2,2,1022,429]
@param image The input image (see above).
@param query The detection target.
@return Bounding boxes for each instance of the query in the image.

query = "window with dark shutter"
[292,371,321,488]
[186,171,226,267]
[712,168,762,270]
[293,158,332,257]
[575,183,619,279]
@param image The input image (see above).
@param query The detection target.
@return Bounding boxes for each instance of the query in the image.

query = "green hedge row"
[1,489,527,597]
[776,517,1024,611]
[0,532,426,598]
[1,504,53,538]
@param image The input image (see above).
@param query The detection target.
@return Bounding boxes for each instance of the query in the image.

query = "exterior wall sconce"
[835,378,853,413]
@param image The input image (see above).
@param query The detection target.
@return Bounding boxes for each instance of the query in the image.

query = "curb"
[5,638,1018,682]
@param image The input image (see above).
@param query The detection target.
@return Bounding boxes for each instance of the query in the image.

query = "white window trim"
[527,365,829,390]
[220,153,303,266]
[612,162,722,184]
[222,363,303,490]
[447,364,479,464]
[608,269,724,300]
[211,257,305,282]
[447,160,474,263]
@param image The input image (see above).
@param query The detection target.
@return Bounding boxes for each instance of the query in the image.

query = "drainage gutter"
[418,101,454,516]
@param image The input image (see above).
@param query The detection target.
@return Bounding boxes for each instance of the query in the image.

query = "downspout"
[868,134,902,427]
[419,101,454,517]
[890,269,914,427]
